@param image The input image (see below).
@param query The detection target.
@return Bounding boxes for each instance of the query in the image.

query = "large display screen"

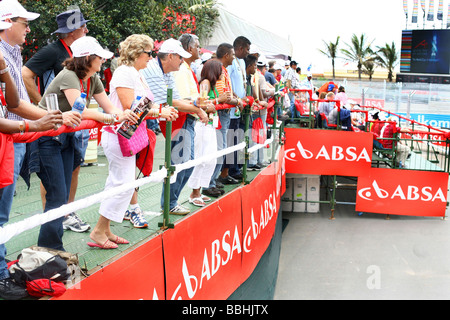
[401,29,450,75]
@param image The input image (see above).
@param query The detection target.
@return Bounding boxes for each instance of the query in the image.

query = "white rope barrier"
[0,136,275,245]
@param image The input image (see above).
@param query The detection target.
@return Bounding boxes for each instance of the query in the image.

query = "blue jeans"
[74,129,89,163]
[205,110,231,189]
[0,143,26,280]
[225,118,245,177]
[161,116,195,210]
[146,119,159,131]
[36,134,75,251]
[289,93,300,121]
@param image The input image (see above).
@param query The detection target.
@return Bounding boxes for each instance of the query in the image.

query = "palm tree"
[318,36,340,80]
[341,33,375,80]
[376,42,399,82]
[363,60,375,81]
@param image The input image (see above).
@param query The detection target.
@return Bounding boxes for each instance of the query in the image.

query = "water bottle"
[118,96,152,139]
[130,96,142,112]
[72,92,87,114]
[234,106,241,117]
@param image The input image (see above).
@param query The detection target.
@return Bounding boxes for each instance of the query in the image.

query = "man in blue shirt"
[222,36,251,183]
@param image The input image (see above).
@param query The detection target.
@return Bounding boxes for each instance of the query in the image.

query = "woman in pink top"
[336,86,348,106]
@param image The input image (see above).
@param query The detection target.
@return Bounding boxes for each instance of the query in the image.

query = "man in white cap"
[141,38,208,215]
[0,5,64,300]
[22,8,91,234]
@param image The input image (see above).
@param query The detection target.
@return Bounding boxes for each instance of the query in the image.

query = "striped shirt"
[284,67,301,89]
[0,39,30,121]
[140,58,180,105]
[215,66,232,95]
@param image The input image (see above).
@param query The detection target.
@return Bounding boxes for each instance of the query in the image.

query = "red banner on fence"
[240,163,280,279]
[285,128,373,177]
[163,189,243,300]
[356,168,449,217]
[56,235,165,300]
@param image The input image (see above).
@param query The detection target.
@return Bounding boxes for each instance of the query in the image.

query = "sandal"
[111,236,129,245]
[188,196,205,207]
[87,239,118,250]
[201,195,211,203]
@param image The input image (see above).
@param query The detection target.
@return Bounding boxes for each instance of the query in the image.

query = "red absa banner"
[285,128,373,177]
[56,235,165,300]
[163,189,243,300]
[162,159,282,300]
[356,168,449,217]
[240,162,280,279]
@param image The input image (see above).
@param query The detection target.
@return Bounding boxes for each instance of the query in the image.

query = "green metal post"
[330,175,337,220]
[159,88,175,230]
[242,83,254,185]
[271,85,280,163]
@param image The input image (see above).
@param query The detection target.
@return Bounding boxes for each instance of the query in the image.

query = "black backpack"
[11,255,70,286]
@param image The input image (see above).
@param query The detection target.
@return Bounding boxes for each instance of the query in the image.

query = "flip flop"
[87,239,118,249]
[188,196,205,207]
[201,195,212,203]
[111,236,129,245]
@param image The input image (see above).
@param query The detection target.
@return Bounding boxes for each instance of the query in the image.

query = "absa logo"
[358,180,446,202]
[285,141,371,163]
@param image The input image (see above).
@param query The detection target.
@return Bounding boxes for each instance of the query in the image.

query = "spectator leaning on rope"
[224,36,251,183]
[31,36,139,251]
[89,34,178,249]
[141,38,209,216]
[202,42,237,198]
[0,14,63,301]
[22,8,91,234]
[0,0,81,246]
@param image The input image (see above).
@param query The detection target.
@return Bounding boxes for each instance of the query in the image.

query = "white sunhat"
[0,0,40,21]
[70,36,113,59]
[159,38,191,58]
[201,52,212,63]
[0,21,11,30]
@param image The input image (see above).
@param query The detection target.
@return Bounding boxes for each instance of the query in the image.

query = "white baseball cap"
[70,36,113,59]
[159,38,191,58]
[0,0,40,21]
[0,21,11,30]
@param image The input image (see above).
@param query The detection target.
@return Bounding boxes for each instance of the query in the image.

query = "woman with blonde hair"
[89,34,177,249]
[34,36,138,251]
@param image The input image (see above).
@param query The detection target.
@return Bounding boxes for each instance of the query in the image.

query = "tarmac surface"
[274,181,450,300]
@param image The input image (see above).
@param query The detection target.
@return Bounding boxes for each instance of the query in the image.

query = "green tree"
[362,59,375,81]
[376,41,399,82]
[318,36,340,80]
[341,33,375,80]
[20,0,219,62]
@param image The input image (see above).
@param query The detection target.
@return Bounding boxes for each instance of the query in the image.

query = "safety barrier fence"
[282,86,450,219]
[287,88,450,173]
[0,88,281,245]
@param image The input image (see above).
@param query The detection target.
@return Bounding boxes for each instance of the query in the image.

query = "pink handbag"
[117,122,149,157]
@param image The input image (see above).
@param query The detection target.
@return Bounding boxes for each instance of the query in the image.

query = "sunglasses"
[143,50,153,57]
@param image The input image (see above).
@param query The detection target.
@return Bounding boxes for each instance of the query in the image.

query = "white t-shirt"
[109,65,154,111]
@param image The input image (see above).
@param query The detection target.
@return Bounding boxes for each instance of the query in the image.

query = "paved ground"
[274,181,450,300]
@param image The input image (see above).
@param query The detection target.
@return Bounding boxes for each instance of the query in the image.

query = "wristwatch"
[0,66,10,75]
[18,121,25,135]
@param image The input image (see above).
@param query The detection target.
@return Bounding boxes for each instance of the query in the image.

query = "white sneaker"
[63,213,90,233]
[169,204,190,216]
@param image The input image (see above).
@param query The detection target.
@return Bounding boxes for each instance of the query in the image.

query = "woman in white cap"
[31,36,140,251]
